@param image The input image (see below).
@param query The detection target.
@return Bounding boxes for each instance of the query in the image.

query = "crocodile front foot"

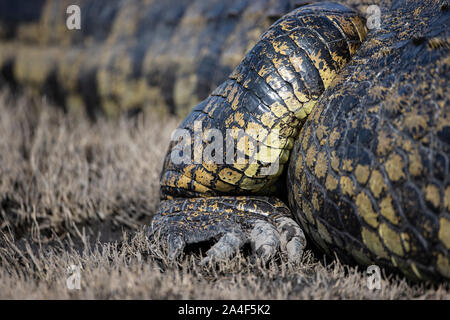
[149,196,306,264]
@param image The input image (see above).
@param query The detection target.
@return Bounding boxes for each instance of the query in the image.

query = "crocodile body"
[151,0,450,282]
[0,0,340,117]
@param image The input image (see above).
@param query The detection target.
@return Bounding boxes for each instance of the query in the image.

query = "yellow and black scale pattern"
[159,3,367,198]
[0,0,322,117]
[287,0,450,280]
[152,0,450,282]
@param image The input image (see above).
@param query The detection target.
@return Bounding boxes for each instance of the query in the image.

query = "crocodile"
[1,0,357,117]
[1,0,448,281]
[149,0,450,282]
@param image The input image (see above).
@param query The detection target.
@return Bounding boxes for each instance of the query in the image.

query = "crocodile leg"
[150,3,366,263]
[150,196,305,263]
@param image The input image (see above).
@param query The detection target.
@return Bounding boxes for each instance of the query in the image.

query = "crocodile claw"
[148,196,306,265]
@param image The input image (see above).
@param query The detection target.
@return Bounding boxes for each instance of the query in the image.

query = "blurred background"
[0,0,369,118]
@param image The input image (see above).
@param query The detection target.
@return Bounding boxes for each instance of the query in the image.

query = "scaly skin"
[0,0,376,117]
[288,0,450,281]
[151,0,450,282]
[0,0,327,117]
[1,1,448,281]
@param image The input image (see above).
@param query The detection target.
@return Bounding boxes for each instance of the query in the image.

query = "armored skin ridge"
[150,1,450,282]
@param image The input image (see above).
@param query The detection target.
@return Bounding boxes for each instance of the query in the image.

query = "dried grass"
[0,91,448,299]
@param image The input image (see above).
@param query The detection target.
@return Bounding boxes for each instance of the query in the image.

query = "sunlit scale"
[160,4,366,197]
